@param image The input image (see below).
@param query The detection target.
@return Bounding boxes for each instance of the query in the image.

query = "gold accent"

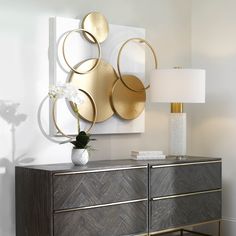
[152,189,222,201]
[181,229,213,236]
[52,89,97,138]
[62,29,101,74]
[54,198,148,214]
[171,103,183,113]
[111,75,146,120]
[69,59,118,123]
[117,38,158,92]
[170,67,184,114]
[81,12,109,43]
[54,165,147,176]
[38,95,72,143]
[151,160,222,169]
[218,220,221,236]
[150,219,221,235]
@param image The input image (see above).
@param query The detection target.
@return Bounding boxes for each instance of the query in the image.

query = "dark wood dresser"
[15,156,222,236]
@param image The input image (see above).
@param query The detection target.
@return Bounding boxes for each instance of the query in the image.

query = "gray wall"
[190,0,236,235]
[0,0,191,235]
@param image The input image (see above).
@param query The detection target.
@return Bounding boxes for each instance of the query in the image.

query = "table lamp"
[150,68,205,156]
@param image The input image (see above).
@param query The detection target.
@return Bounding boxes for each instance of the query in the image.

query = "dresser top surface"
[17,156,221,173]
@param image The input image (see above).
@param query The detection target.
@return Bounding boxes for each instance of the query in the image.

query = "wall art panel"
[49,16,146,135]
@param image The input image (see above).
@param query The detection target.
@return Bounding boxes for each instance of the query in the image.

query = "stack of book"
[131,151,166,160]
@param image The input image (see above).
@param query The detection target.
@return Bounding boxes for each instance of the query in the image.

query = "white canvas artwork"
[49,16,146,135]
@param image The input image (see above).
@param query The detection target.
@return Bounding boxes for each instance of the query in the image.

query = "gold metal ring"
[52,89,97,138]
[38,95,72,143]
[117,38,158,92]
[62,29,102,75]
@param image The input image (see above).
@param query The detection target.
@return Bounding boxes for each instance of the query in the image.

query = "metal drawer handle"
[54,198,148,214]
[151,160,221,169]
[54,165,147,176]
[152,189,222,201]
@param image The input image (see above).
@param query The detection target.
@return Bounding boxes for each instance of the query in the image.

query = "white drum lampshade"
[150,69,205,103]
[150,69,206,156]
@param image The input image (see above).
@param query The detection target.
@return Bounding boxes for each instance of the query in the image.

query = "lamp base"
[168,155,188,160]
[169,113,186,156]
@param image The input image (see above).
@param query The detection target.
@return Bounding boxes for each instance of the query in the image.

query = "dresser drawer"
[54,201,147,236]
[53,167,147,210]
[150,191,221,232]
[150,162,221,197]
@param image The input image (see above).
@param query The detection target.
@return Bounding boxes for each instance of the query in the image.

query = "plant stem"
[74,103,80,133]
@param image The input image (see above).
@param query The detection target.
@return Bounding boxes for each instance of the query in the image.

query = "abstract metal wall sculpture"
[47,12,157,135]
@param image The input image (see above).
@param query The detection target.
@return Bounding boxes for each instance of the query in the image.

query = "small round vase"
[71,148,89,166]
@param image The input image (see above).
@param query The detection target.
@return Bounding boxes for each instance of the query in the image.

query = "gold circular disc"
[82,12,109,43]
[69,59,118,122]
[111,75,146,120]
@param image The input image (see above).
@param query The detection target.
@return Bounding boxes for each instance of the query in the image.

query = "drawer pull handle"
[151,160,221,169]
[54,198,148,214]
[54,165,147,176]
[152,189,222,201]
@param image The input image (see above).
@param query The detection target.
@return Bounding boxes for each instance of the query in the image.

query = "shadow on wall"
[0,100,34,235]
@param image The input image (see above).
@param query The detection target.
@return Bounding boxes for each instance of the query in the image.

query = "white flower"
[49,83,84,105]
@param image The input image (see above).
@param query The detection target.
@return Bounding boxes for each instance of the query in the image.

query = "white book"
[132,154,166,160]
[131,151,163,156]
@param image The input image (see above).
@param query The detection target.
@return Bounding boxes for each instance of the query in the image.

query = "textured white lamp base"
[169,113,186,156]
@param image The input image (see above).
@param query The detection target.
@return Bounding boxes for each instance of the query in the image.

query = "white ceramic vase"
[71,148,89,166]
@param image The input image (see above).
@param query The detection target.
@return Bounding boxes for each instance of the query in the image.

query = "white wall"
[191,0,236,235]
[0,0,191,235]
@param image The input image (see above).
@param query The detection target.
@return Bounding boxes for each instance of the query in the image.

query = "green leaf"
[70,131,95,149]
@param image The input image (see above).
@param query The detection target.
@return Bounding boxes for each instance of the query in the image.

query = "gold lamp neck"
[171,103,183,113]
[170,67,184,113]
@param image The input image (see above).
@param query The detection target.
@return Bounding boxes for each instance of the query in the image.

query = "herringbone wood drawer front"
[150,191,221,232]
[151,162,221,197]
[54,201,147,236]
[53,168,147,210]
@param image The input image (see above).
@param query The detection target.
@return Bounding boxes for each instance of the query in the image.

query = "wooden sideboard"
[15,156,222,236]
